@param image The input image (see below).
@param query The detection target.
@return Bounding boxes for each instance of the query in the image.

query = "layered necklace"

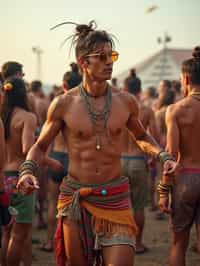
[189,91,200,101]
[79,83,112,151]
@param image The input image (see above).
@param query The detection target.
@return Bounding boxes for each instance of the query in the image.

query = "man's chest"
[64,99,129,138]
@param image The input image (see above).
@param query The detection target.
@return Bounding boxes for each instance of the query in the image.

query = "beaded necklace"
[189,91,200,101]
[79,83,112,151]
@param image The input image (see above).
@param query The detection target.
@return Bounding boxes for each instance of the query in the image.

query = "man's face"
[81,42,116,82]
[158,81,167,99]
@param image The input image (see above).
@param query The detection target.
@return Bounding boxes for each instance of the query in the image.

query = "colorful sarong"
[4,171,35,223]
[54,176,137,266]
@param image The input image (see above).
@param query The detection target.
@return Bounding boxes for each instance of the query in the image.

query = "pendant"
[96,144,101,150]
[96,136,101,150]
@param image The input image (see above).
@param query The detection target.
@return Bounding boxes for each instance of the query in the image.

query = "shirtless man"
[158,47,200,266]
[17,21,176,266]
[30,80,49,128]
[121,79,159,253]
[0,78,37,266]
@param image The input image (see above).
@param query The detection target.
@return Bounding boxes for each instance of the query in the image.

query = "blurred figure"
[111,77,119,89]
[125,68,141,94]
[156,85,175,148]
[30,80,50,230]
[155,80,172,111]
[121,78,159,254]
[1,61,24,81]
[142,86,157,110]
[30,80,49,127]
[0,78,37,266]
[1,61,36,115]
[172,80,183,102]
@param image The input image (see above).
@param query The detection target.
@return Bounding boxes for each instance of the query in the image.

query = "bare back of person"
[4,108,36,171]
[167,97,200,168]
[34,97,49,128]
[159,48,200,266]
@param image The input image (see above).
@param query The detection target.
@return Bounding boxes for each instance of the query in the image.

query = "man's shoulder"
[21,110,37,124]
[12,109,37,129]
[114,89,137,104]
[168,98,188,114]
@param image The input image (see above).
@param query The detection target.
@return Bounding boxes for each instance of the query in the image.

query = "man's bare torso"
[59,87,131,183]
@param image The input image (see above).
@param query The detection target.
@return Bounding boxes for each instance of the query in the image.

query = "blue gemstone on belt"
[101,189,107,196]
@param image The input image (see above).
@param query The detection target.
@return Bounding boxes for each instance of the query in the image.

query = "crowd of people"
[0,21,200,266]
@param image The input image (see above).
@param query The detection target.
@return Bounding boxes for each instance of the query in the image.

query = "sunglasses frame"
[85,51,119,62]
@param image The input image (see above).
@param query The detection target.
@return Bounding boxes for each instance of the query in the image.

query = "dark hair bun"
[75,21,96,38]
[192,46,200,60]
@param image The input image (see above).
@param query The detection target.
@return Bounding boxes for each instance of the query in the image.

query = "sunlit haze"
[0,0,199,87]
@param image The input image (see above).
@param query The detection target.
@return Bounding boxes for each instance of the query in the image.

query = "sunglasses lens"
[111,51,119,62]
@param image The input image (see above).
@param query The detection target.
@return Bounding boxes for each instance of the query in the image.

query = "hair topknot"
[75,21,97,38]
[192,46,200,60]
[50,20,115,58]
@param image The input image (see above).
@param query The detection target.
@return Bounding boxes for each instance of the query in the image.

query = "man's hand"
[16,174,39,195]
[158,196,172,214]
[163,159,177,175]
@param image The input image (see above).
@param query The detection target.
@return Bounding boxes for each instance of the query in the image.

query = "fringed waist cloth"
[54,176,137,266]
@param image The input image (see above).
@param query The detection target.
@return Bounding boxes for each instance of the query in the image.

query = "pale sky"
[0,0,199,85]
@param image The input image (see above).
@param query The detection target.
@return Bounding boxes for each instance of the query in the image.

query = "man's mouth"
[104,68,113,73]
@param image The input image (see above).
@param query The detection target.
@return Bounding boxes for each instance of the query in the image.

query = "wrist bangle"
[19,160,38,178]
[158,151,175,164]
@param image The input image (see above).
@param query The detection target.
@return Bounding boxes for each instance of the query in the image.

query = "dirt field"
[32,209,200,266]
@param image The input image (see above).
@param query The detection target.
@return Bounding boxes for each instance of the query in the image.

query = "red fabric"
[0,191,10,207]
[180,168,200,174]
[54,218,66,266]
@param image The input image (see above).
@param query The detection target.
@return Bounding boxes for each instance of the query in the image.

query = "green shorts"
[4,171,35,224]
[121,156,148,212]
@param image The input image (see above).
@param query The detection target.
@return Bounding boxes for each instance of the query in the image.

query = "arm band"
[158,151,175,164]
[19,160,38,178]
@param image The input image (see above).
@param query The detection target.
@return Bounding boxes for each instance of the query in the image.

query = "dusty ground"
[32,209,200,266]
